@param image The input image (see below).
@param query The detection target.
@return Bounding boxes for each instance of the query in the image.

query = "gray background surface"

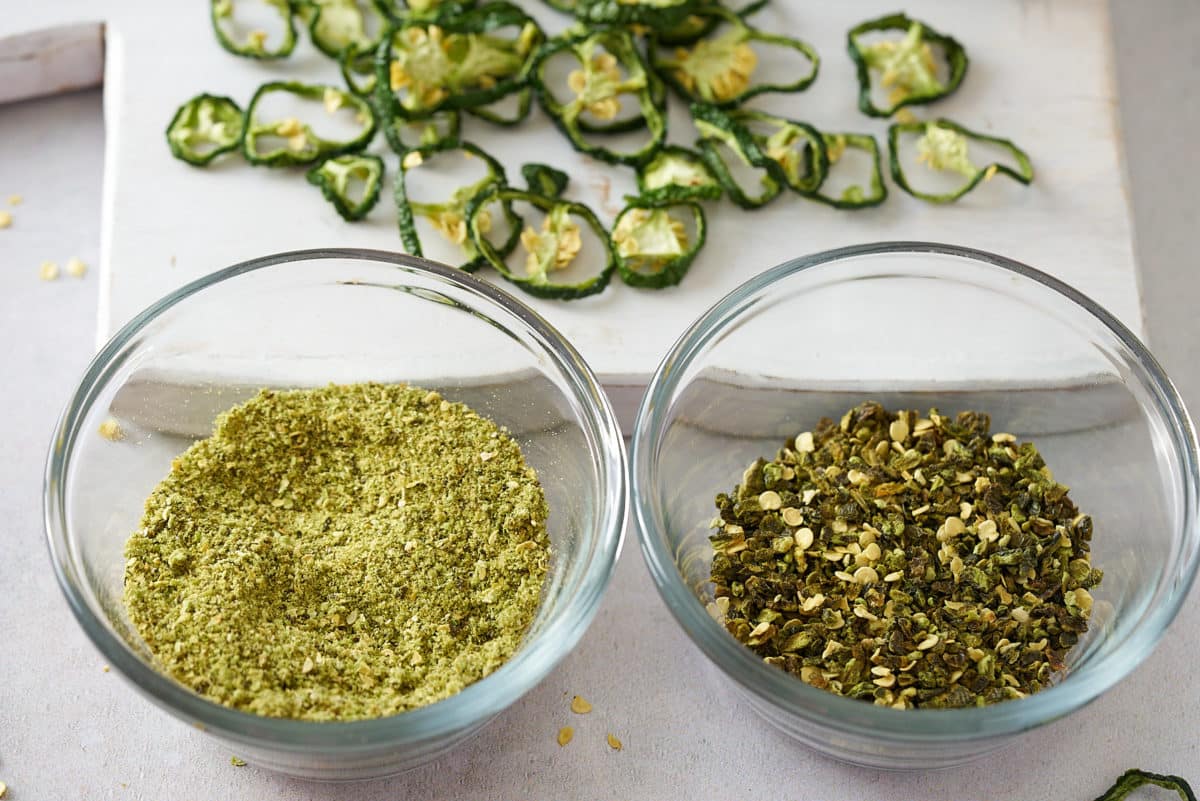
[1,2,1197,798]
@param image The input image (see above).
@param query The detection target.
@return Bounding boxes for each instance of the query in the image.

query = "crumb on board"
[557,726,573,747]
[98,418,125,441]
[570,695,592,714]
[606,733,623,751]
[66,257,88,278]
[230,756,247,767]
[39,260,59,281]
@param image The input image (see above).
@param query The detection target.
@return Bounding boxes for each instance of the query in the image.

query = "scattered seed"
[98,418,125,441]
[402,151,424,169]
[557,726,574,747]
[102,664,111,673]
[66,257,88,278]
[39,260,59,281]
[606,733,623,751]
[0,210,11,228]
[230,756,247,767]
[570,695,592,714]
[7,194,22,206]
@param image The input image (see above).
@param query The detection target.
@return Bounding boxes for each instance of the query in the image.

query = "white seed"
[795,527,814,550]
[846,469,868,485]
[800,593,825,612]
[950,556,964,580]
[966,647,986,662]
[1011,607,1030,624]
[853,566,879,584]
[977,519,999,542]
[889,418,909,442]
[781,507,804,526]
[795,431,815,452]
[916,635,939,650]
[872,674,896,688]
[834,570,856,582]
[862,542,881,562]
[870,665,893,676]
[883,570,903,582]
[992,432,1016,443]
[802,489,818,505]
[853,606,878,620]
[758,490,782,510]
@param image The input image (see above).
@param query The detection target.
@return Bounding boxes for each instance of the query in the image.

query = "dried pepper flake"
[710,401,1102,709]
[98,418,125,441]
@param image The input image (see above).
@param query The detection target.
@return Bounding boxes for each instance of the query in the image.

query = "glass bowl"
[631,241,1200,769]
[44,249,626,781]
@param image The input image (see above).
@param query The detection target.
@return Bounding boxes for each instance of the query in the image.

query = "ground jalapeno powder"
[709,401,1103,709]
[123,383,550,721]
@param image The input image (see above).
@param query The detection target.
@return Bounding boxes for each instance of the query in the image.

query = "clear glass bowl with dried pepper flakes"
[44,249,626,781]
[710,401,1103,710]
[632,242,1200,769]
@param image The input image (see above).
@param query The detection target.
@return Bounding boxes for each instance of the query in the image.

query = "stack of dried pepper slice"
[166,0,1035,299]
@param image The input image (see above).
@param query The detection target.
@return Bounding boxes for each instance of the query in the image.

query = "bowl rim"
[43,247,628,749]
[632,240,1200,741]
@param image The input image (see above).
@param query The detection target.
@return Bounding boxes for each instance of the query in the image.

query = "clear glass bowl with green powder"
[45,249,626,780]
[632,242,1200,769]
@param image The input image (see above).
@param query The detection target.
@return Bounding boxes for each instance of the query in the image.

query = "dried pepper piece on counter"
[243,82,376,166]
[306,153,385,220]
[166,94,245,166]
[651,7,818,108]
[211,0,297,59]
[469,187,616,300]
[612,198,705,289]
[888,118,1033,204]
[847,13,967,118]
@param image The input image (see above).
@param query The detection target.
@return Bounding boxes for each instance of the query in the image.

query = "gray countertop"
[2,2,1198,798]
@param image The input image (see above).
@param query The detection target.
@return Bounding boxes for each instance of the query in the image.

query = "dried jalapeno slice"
[573,0,703,29]
[728,109,828,195]
[533,27,666,166]
[166,94,245,166]
[807,132,887,209]
[1092,770,1196,801]
[635,144,721,203]
[469,188,616,300]
[210,0,297,59]
[888,118,1032,204]
[381,109,461,155]
[373,2,544,120]
[847,13,968,118]
[306,153,385,220]
[394,141,521,272]
[690,103,780,209]
[651,7,818,108]
[309,0,388,60]
[612,198,705,289]
[243,82,377,167]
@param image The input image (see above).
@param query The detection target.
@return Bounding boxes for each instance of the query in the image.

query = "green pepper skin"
[655,0,770,46]
[340,44,377,96]
[727,109,828,196]
[573,0,701,28]
[690,103,785,209]
[807,132,887,209]
[243,81,377,167]
[613,198,705,289]
[394,141,521,272]
[466,86,534,126]
[308,0,388,60]
[381,110,461,155]
[533,28,666,167]
[521,163,569,198]
[165,94,245,167]
[469,188,616,300]
[540,0,576,12]
[306,153,385,220]
[847,13,968,118]
[211,0,297,59]
[887,118,1033,204]
[373,2,544,121]
[651,7,818,109]
[1092,770,1196,801]
[635,144,722,203]
[376,0,477,22]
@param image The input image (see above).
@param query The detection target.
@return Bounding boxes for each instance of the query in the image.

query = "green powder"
[123,383,550,721]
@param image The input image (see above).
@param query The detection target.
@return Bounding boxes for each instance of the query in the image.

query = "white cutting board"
[2,1,1141,413]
